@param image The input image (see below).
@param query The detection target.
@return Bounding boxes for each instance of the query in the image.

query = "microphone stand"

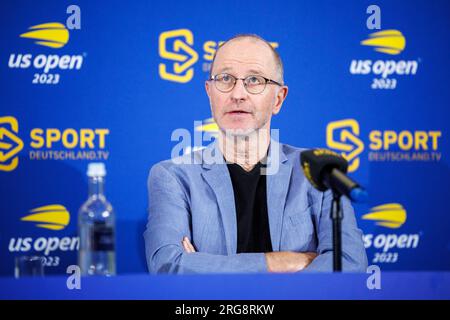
[330,190,343,272]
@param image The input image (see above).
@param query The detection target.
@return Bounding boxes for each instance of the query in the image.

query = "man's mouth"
[226,110,251,115]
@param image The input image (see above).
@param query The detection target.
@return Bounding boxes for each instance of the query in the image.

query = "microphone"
[300,149,368,203]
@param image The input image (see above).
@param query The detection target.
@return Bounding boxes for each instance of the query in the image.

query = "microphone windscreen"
[300,149,348,191]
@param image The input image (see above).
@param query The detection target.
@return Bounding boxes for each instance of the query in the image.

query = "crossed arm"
[144,163,368,274]
[181,236,318,272]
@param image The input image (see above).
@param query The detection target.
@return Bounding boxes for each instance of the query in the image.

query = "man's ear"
[272,86,288,115]
[205,81,214,114]
[205,81,211,99]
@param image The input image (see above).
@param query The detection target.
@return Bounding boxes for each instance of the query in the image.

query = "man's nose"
[230,79,248,102]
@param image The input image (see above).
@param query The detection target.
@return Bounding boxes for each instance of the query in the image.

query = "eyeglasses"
[209,73,283,94]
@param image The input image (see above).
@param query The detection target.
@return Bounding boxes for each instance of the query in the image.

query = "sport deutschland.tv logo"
[0,115,110,172]
[158,29,279,84]
[326,119,442,172]
[0,116,24,171]
[159,29,199,83]
[349,29,419,90]
[326,119,364,172]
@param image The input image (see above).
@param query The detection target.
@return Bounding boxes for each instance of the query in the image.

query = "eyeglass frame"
[208,73,284,94]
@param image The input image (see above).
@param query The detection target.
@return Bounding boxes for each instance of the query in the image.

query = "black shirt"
[227,161,273,253]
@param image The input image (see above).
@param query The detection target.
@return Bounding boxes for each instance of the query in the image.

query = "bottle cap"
[87,162,106,177]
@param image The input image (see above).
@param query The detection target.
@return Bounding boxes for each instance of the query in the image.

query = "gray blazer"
[144,139,368,273]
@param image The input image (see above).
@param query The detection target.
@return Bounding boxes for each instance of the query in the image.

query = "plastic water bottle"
[78,163,116,276]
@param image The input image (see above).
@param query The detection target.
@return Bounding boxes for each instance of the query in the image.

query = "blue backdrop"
[1,0,449,275]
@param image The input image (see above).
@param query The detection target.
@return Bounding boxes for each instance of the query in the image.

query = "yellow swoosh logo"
[361,29,406,55]
[362,203,407,229]
[20,22,69,48]
[21,204,70,230]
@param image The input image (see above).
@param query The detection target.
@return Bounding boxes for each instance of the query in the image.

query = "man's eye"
[248,76,262,85]
[221,75,231,83]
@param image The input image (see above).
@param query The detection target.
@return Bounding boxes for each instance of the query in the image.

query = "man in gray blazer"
[144,34,367,274]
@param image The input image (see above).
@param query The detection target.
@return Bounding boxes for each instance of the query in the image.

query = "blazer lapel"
[201,141,237,255]
[266,140,292,251]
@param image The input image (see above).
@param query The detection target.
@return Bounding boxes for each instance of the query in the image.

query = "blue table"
[1,272,449,300]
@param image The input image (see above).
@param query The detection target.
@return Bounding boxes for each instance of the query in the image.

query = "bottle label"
[92,225,115,251]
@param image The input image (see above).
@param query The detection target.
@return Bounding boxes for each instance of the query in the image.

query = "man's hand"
[182,236,196,253]
[265,251,318,273]
[182,237,316,272]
